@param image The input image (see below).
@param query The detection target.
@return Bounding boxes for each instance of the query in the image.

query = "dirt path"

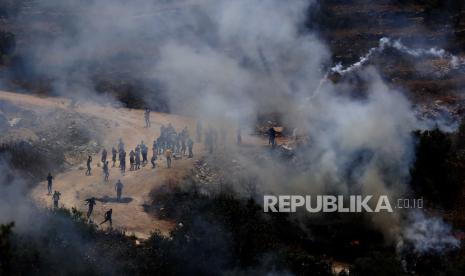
[0,91,204,239]
[0,90,271,239]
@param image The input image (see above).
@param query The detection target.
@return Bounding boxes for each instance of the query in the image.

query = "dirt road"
[0,91,203,239]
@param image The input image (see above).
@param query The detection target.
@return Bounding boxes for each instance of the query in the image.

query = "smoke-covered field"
[1,0,465,275]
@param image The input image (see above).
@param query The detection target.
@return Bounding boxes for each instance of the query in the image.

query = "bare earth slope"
[0,90,204,239]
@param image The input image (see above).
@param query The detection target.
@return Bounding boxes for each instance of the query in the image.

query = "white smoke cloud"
[7,0,461,254]
[400,210,460,253]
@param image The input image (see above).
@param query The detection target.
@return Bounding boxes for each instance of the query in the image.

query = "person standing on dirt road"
[151,146,158,169]
[84,197,97,220]
[120,151,126,174]
[237,128,242,145]
[187,138,194,158]
[135,146,141,170]
[141,141,148,165]
[86,156,92,175]
[144,108,151,128]
[101,148,107,163]
[205,128,214,154]
[111,147,117,167]
[46,172,53,195]
[118,138,125,153]
[115,180,124,201]
[52,190,61,208]
[100,209,113,227]
[268,127,276,147]
[151,154,157,169]
[165,148,173,168]
[103,161,110,181]
[181,135,187,157]
[129,150,135,171]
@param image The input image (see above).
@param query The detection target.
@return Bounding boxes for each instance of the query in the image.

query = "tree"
[0,223,15,275]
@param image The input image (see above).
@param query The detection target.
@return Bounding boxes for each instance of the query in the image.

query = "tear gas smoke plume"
[330,37,465,76]
[400,211,460,253]
[4,0,460,254]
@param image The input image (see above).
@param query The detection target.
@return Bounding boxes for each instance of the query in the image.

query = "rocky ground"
[0,90,276,239]
[0,95,105,180]
[0,90,204,238]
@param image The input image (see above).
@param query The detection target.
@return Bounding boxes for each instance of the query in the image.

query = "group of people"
[47,172,62,209]
[196,121,232,153]
[83,179,123,227]
[45,112,269,231]
[128,141,149,171]
[84,197,113,227]
[155,123,194,159]
[47,172,122,228]
[84,122,195,179]
[44,111,200,230]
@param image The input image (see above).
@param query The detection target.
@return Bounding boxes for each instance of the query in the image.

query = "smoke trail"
[330,45,381,76]
[330,37,465,76]
[309,36,465,111]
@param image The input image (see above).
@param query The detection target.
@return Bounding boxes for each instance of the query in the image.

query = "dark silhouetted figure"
[151,146,157,169]
[120,151,126,174]
[47,172,53,195]
[103,161,110,181]
[118,138,125,153]
[85,197,97,219]
[141,141,148,165]
[181,126,189,138]
[129,150,135,171]
[205,129,213,154]
[167,123,175,134]
[144,108,151,128]
[268,127,276,147]
[112,147,117,167]
[151,155,157,169]
[153,140,158,154]
[135,146,141,170]
[86,156,92,175]
[100,209,113,227]
[52,191,61,208]
[175,133,181,154]
[237,128,242,145]
[101,148,107,163]
[187,138,194,158]
[181,137,187,156]
[115,180,124,201]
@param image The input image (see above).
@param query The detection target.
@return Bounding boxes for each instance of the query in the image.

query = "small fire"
[350,240,360,246]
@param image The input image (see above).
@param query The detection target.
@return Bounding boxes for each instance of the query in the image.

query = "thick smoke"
[14,0,328,119]
[0,156,118,274]
[6,0,460,254]
[400,210,459,253]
